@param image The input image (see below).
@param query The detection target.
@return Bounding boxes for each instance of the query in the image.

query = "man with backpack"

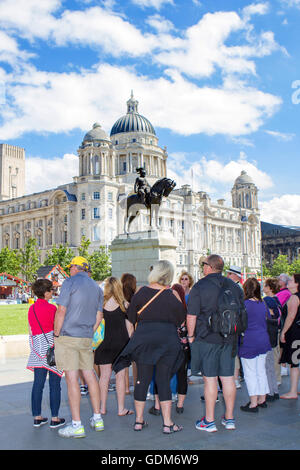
[187,254,247,433]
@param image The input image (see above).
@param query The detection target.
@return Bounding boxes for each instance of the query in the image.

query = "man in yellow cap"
[54,256,104,438]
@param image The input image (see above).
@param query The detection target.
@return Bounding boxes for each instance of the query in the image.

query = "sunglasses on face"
[181,277,189,281]
[201,262,211,267]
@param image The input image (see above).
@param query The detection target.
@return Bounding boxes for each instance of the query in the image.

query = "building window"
[93,207,100,219]
[81,208,86,220]
[93,191,100,200]
[93,226,100,242]
[108,192,113,201]
[64,231,67,243]
[64,215,67,223]
[108,208,113,219]
[81,193,86,201]
[123,162,127,172]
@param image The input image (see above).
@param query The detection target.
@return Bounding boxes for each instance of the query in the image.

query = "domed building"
[0,94,261,280]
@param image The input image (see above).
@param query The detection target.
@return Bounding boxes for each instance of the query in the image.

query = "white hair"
[278,273,291,286]
[148,260,174,287]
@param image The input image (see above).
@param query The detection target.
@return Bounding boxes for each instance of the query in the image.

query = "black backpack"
[208,278,248,338]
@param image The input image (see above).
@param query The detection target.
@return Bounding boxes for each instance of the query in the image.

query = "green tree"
[262,262,271,278]
[44,244,75,271]
[269,254,290,277]
[289,257,300,275]
[0,247,21,276]
[78,236,91,259]
[88,246,112,281]
[19,238,41,282]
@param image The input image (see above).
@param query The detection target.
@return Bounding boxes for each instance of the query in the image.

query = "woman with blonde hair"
[179,271,194,303]
[114,260,186,434]
[94,277,134,416]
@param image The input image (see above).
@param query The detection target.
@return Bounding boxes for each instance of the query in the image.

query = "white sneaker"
[235,379,241,389]
[90,417,104,432]
[221,417,236,430]
[58,423,86,438]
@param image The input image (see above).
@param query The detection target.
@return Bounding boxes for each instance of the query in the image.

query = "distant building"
[0,93,261,280]
[261,221,300,266]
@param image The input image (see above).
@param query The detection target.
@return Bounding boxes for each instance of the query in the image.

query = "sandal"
[148,406,161,416]
[118,409,134,416]
[176,406,184,414]
[162,423,183,434]
[134,421,148,431]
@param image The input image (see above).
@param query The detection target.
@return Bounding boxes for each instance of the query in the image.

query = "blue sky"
[0,0,300,225]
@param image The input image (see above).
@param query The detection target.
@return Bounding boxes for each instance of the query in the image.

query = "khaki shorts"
[54,336,94,371]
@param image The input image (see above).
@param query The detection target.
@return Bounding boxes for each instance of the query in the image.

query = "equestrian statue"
[122,167,176,233]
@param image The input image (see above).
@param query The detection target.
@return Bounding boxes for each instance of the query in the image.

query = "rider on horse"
[134,167,152,205]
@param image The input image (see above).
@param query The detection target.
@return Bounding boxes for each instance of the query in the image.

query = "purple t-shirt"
[239,300,271,359]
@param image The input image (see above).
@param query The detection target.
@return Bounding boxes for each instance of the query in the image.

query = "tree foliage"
[18,238,41,282]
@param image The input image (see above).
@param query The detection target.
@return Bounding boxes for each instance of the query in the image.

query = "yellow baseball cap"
[67,256,89,270]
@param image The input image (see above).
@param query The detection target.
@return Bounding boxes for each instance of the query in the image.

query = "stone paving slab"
[0,357,300,451]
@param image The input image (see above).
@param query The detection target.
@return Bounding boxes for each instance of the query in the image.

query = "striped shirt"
[27,299,63,377]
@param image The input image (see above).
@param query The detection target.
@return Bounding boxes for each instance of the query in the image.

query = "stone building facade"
[0,93,261,280]
[261,221,300,266]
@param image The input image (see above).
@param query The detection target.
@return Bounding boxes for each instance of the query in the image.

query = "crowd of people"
[26,254,300,438]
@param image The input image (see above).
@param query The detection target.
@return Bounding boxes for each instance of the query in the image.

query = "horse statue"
[121,176,176,234]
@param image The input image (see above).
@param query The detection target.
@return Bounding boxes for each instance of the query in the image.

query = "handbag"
[92,318,105,351]
[32,305,56,367]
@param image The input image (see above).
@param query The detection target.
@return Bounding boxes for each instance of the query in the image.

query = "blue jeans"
[31,368,62,417]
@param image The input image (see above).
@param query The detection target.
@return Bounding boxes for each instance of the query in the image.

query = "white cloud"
[131,0,174,9]
[242,2,270,21]
[0,63,282,140]
[265,130,295,141]
[260,194,300,225]
[167,151,273,202]
[25,153,78,194]
[0,0,61,40]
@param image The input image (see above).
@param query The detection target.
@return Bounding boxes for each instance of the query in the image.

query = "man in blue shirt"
[54,256,104,438]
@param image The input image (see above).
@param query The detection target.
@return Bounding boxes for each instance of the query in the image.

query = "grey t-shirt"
[57,272,104,338]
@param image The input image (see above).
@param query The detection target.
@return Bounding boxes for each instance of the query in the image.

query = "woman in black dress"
[114,260,186,434]
[280,273,300,399]
[94,277,134,416]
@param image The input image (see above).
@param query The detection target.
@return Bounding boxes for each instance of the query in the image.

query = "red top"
[28,299,57,335]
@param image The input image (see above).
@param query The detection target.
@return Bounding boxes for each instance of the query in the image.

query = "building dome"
[110,92,156,137]
[234,170,254,186]
[83,123,111,143]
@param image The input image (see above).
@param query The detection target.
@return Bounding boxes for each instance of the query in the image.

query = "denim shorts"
[191,341,235,378]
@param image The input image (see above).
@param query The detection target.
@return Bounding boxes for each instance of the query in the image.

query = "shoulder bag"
[32,305,56,367]
[137,287,166,317]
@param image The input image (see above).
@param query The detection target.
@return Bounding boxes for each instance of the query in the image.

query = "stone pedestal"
[110,230,178,286]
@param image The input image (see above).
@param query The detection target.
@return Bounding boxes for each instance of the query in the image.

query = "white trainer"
[58,423,86,438]
[90,417,104,432]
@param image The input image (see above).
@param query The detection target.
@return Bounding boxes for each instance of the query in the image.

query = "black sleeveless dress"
[94,306,129,365]
[280,292,300,367]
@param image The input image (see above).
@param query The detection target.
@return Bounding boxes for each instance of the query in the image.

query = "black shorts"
[191,341,235,378]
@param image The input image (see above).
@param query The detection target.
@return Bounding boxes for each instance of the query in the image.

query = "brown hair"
[120,273,137,303]
[32,279,53,299]
[264,278,280,294]
[292,274,300,293]
[207,254,224,273]
[171,283,187,310]
[104,277,126,312]
[178,271,194,288]
[243,277,262,301]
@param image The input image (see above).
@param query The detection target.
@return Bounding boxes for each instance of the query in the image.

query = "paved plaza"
[0,357,300,451]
